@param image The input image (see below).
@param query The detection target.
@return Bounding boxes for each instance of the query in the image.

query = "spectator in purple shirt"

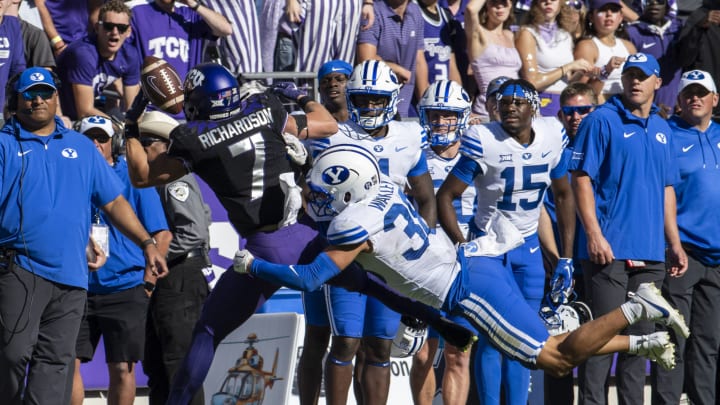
[626,0,683,113]
[0,0,26,116]
[35,0,102,58]
[56,0,141,121]
[128,0,231,119]
[357,0,430,117]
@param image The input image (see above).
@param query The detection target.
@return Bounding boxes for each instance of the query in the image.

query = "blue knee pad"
[365,360,391,368]
[327,354,353,367]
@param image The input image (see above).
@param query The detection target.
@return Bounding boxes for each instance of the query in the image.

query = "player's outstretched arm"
[236,242,369,291]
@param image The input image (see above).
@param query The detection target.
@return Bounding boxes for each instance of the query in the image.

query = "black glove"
[271,81,307,101]
[125,91,150,124]
[124,122,140,140]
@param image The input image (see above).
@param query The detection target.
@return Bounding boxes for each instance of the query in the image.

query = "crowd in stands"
[1,0,720,405]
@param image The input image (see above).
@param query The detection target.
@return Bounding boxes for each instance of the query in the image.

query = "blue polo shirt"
[668,115,720,266]
[0,117,123,289]
[88,157,167,294]
[569,95,678,262]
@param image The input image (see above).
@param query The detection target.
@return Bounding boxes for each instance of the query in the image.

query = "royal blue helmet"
[183,63,241,121]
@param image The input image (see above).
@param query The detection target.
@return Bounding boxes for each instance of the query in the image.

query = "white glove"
[233,249,255,274]
[278,172,302,228]
[283,133,308,165]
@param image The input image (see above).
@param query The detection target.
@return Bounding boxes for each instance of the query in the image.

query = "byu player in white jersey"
[234,144,685,381]
[411,80,476,405]
[306,59,436,405]
[437,79,576,405]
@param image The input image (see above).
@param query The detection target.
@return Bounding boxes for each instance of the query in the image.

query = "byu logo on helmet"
[88,116,107,124]
[321,166,351,185]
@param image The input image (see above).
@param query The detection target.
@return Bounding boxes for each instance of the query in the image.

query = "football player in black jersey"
[124,63,476,404]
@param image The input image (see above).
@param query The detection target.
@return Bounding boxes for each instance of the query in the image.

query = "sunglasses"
[87,133,111,143]
[139,137,165,147]
[99,21,130,34]
[561,105,594,115]
[566,0,584,10]
[22,89,55,101]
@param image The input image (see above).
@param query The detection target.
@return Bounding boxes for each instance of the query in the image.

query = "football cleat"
[627,283,690,339]
[631,331,676,371]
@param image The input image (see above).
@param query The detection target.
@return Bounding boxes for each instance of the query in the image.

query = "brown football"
[141,56,184,115]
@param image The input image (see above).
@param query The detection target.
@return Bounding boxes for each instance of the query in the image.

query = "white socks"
[620,301,643,324]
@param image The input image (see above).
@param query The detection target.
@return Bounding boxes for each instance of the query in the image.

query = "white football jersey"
[460,117,568,236]
[426,148,476,237]
[326,179,460,310]
[307,119,428,188]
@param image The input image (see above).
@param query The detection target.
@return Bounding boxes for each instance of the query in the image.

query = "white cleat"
[627,283,690,339]
[632,331,676,371]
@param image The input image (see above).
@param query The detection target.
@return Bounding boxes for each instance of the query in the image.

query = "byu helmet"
[183,63,241,121]
[390,317,428,358]
[346,60,401,130]
[307,144,381,218]
[418,80,471,146]
[540,300,593,336]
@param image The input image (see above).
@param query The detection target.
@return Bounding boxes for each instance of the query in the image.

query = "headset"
[5,69,63,115]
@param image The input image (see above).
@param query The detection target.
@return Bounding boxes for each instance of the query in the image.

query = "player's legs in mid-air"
[447,252,687,377]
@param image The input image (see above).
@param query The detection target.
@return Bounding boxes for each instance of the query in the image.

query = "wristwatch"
[141,237,157,249]
[190,0,203,10]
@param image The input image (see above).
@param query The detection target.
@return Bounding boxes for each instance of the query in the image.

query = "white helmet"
[418,80,471,146]
[346,60,401,130]
[307,144,381,217]
[390,317,428,358]
[540,301,593,336]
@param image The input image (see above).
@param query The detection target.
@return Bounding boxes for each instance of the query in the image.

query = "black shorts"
[76,285,149,363]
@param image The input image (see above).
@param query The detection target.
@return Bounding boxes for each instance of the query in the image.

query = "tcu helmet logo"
[184,69,205,91]
[321,165,351,185]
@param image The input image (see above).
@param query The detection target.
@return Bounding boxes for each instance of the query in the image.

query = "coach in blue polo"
[0,66,167,404]
[570,53,687,405]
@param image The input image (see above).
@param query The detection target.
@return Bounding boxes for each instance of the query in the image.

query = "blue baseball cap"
[622,53,660,77]
[318,60,353,81]
[486,76,512,99]
[16,67,58,92]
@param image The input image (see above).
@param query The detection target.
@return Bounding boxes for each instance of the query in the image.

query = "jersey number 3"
[384,203,430,261]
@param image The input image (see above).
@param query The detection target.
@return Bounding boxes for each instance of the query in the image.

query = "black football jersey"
[168,92,294,235]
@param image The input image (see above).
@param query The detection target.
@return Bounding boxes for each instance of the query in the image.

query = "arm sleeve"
[250,252,341,292]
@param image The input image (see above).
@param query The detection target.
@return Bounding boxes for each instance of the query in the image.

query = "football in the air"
[141,56,184,114]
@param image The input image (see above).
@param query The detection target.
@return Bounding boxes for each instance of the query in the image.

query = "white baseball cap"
[679,70,717,93]
[139,111,180,140]
[79,115,114,137]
